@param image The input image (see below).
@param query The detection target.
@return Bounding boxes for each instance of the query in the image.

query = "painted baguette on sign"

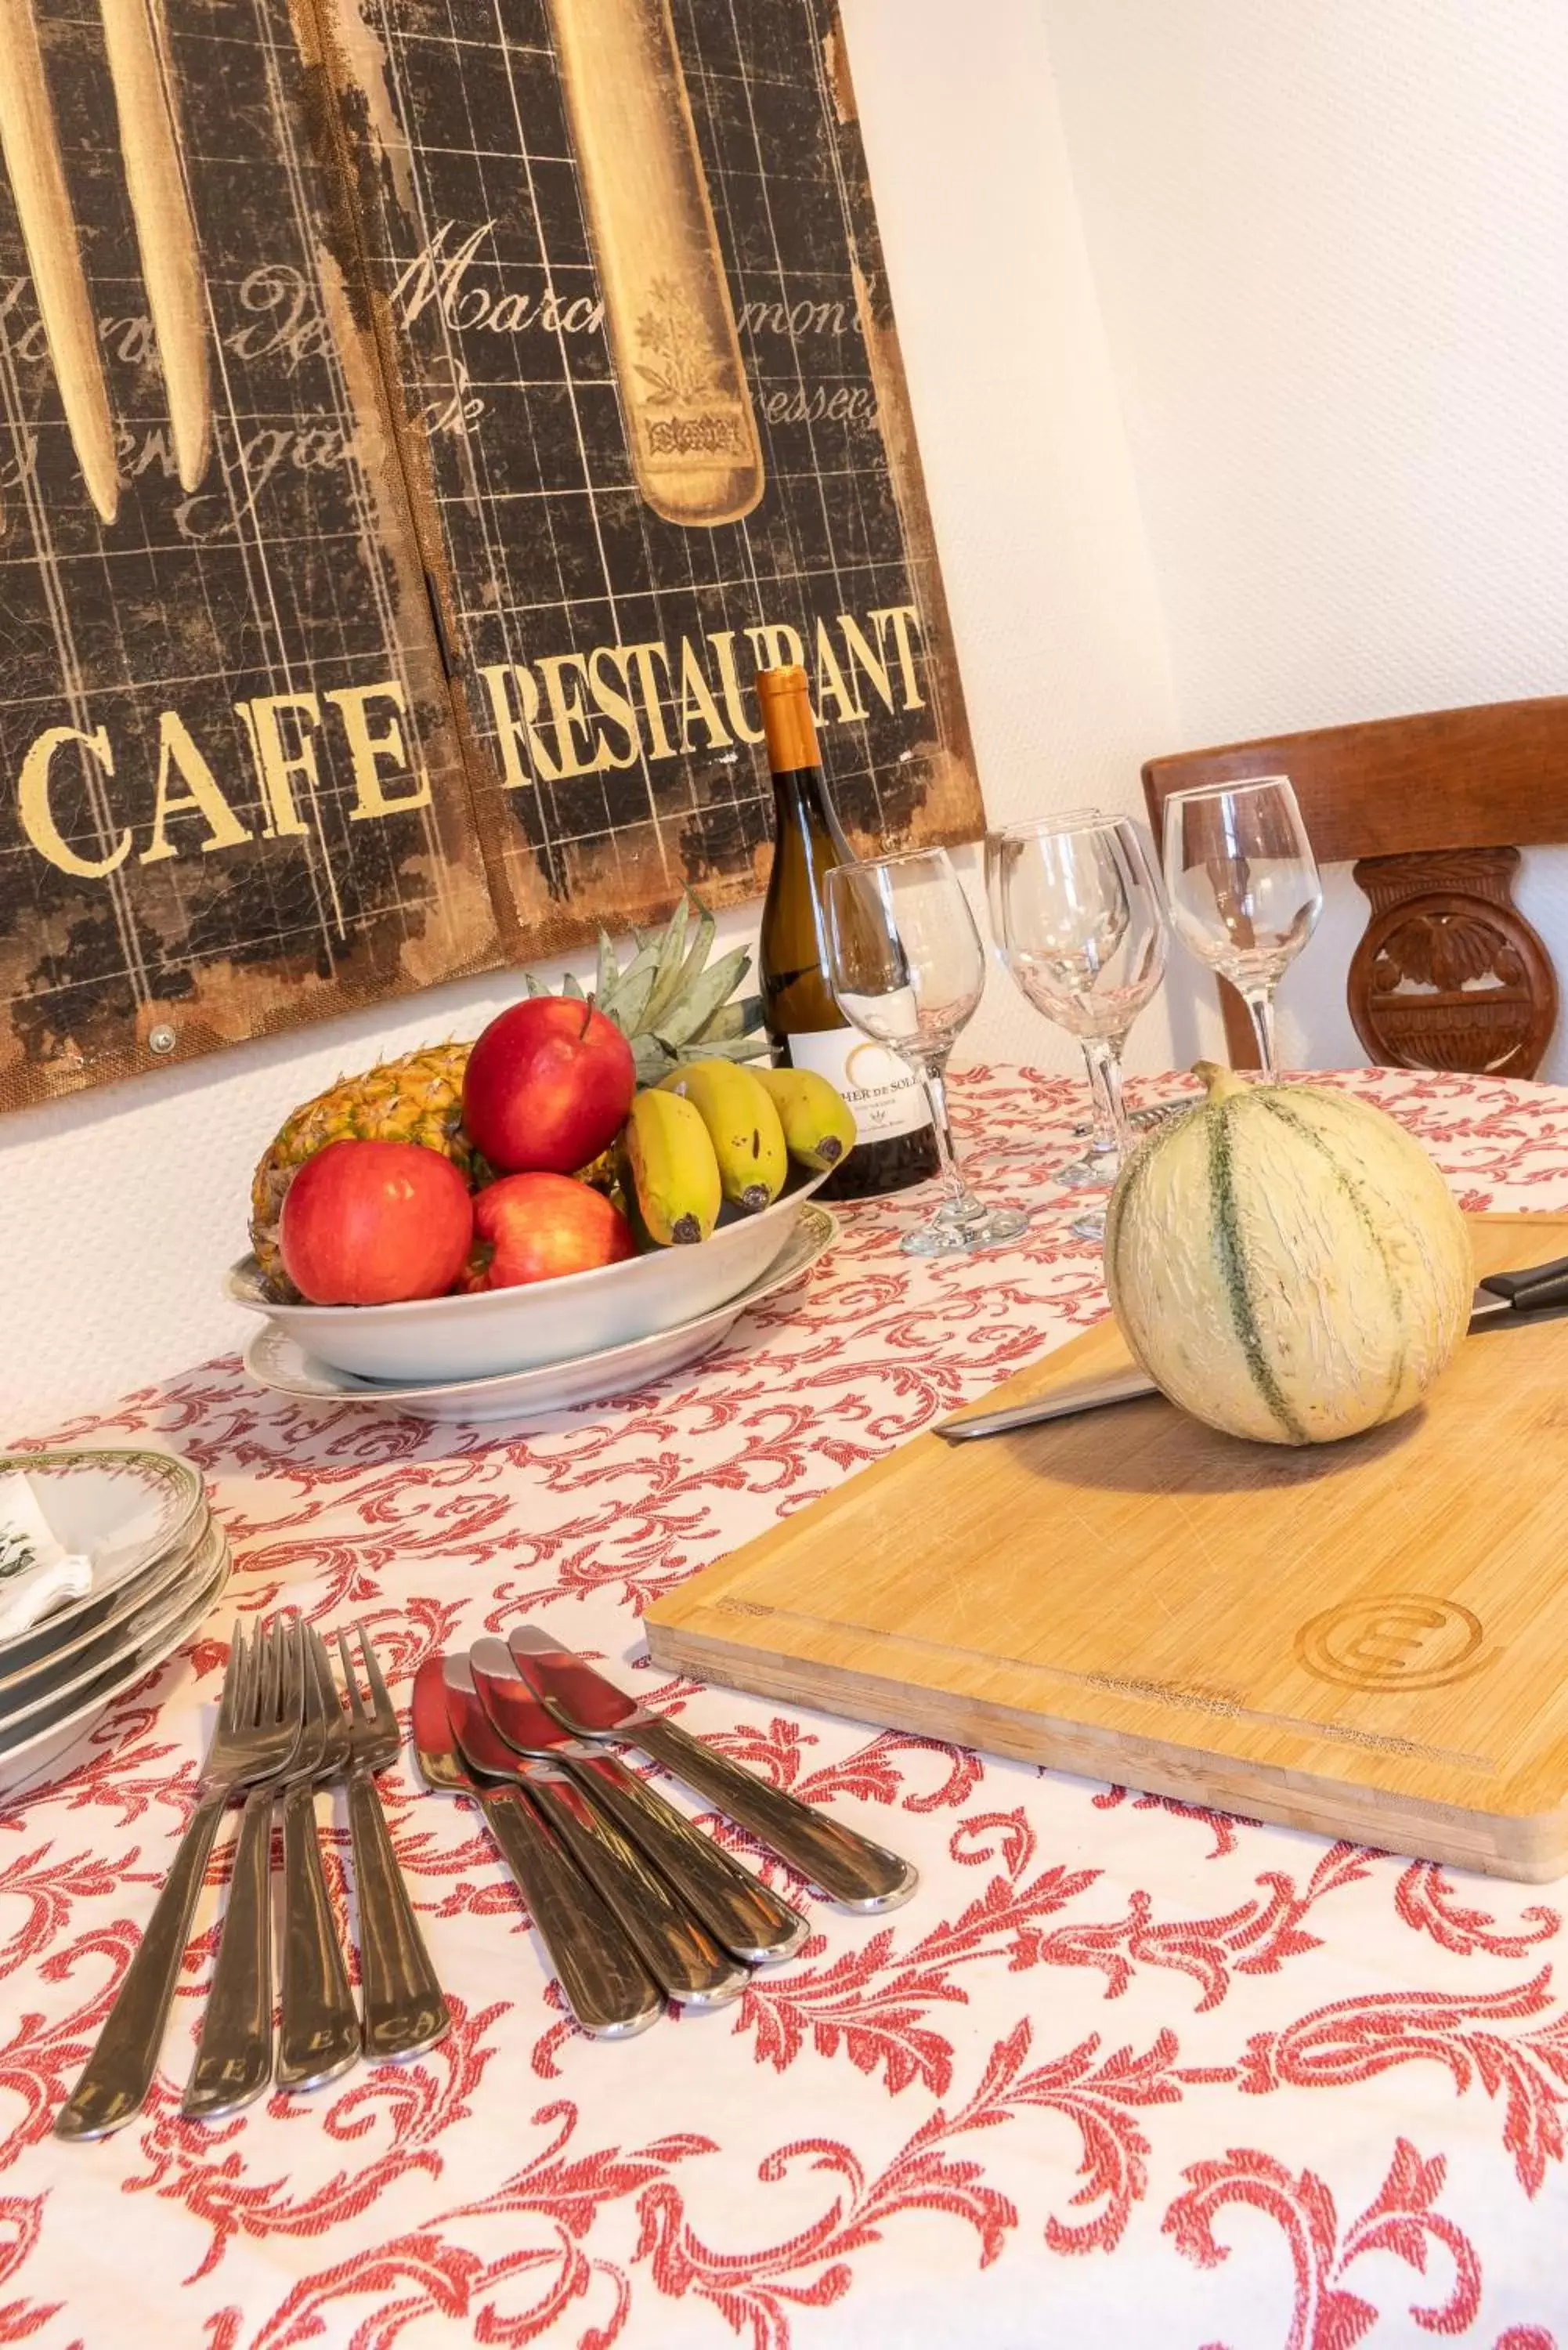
[0,0,121,522]
[98,0,210,494]
[0,0,211,522]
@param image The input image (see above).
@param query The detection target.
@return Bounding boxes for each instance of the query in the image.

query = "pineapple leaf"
[641,893,692,1032]
[674,1033,772,1065]
[561,971,586,1001]
[657,897,717,1032]
[597,941,659,1024]
[700,993,766,1043]
[631,1036,676,1086]
[654,945,753,1047]
[604,947,663,1036]
[594,928,620,998]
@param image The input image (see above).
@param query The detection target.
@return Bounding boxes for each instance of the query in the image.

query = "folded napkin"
[0,1471,93,1641]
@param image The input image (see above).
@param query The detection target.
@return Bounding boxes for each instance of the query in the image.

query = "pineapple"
[247,894,767,1296]
[248,1042,487,1296]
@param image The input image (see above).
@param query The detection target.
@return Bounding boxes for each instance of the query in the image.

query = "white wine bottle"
[755,665,938,1200]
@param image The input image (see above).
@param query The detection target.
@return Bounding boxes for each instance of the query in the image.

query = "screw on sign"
[1295,1596,1487,1692]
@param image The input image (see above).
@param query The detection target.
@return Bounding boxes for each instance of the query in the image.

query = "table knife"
[469,1640,807,1964]
[410,1658,659,2040]
[506,1627,919,1914]
[443,1656,746,2009]
[934,1254,1568,1445]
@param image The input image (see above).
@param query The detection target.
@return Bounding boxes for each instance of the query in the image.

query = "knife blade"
[410,1657,659,2039]
[506,1627,919,1913]
[444,1655,746,2008]
[933,1256,1568,1446]
[470,1640,807,1965]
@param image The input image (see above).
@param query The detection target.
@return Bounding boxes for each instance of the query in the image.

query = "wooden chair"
[1141,698,1568,1076]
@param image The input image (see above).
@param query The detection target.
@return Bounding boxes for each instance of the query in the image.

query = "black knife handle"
[1479,1253,1568,1307]
[629,1712,919,1913]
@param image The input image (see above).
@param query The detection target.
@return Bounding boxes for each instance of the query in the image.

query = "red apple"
[460,1172,635,1292]
[280,1141,474,1306]
[462,996,635,1175]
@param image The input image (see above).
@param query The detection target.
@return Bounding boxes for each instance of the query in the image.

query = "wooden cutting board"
[645,1213,1568,1882]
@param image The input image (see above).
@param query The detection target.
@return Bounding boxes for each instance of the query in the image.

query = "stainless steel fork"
[330,1623,450,2062]
[182,1618,303,2120]
[56,1618,302,2141]
[275,1625,359,2092]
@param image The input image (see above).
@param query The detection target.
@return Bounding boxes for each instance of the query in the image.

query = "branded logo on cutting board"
[1295,1596,1487,1692]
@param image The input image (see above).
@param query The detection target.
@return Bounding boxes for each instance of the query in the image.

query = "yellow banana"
[753,1065,857,1173]
[623,1089,721,1244]
[660,1058,788,1212]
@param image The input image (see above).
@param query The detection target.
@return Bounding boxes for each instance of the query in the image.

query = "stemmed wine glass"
[985,807,1103,971]
[823,848,1028,1256]
[988,812,1168,1239]
[1161,775,1323,1076]
[985,809,1117,1186]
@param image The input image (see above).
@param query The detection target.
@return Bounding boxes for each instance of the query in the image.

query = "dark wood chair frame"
[1141,698,1566,1076]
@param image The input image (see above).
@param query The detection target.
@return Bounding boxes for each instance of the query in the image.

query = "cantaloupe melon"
[1104,1064,1472,1445]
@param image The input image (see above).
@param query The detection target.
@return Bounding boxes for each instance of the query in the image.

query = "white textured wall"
[1040,0,1568,1073]
[843,0,1183,1073]
[1,0,1183,1432]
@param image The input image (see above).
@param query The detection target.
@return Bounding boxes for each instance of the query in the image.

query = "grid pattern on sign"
[342,0,976,938]
[0,0,495,1108]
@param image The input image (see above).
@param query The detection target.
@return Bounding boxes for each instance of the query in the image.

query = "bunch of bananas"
[621,1061,855,1246]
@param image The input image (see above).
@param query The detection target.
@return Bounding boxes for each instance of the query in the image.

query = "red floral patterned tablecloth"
[7,1065,1568,2350]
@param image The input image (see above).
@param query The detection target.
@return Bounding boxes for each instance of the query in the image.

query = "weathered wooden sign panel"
[0,0,499,1109]
[316,0,981,957]
[0,0,981,1110]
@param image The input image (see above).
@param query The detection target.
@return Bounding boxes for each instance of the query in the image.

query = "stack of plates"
[0,1451,229,1805]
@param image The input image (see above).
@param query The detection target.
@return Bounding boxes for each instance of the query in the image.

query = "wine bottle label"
[786,1025,933,1143]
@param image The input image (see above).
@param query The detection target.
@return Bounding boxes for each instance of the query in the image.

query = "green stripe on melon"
[1205,1094,1309,1443]
[1104,1065,1472,1447]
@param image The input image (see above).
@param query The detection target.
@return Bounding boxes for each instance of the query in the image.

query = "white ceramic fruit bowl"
[226,1165,833,1383]
[243,1207,837,1425]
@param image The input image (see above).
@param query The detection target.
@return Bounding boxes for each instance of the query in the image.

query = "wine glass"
[823,848,1028,1256]
[989,812,1168,1238]
[1162,775,1322,1076]
[985,807,1102,971]
[985,810,1124,1184]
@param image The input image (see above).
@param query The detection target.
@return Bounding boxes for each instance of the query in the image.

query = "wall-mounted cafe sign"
[0,0,978,1113]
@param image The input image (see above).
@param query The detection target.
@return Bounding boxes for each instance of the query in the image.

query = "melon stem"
[1194,1060,1252,1104]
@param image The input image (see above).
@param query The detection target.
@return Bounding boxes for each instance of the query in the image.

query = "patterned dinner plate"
[244,1206,839,1425]
[0,1518,227,1745]
[0,1533,231,1806]
[0,1450,208,1666]
[0,1512,222,1717]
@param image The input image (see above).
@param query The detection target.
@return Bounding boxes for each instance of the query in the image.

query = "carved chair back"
[1142,700,1568,1076]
